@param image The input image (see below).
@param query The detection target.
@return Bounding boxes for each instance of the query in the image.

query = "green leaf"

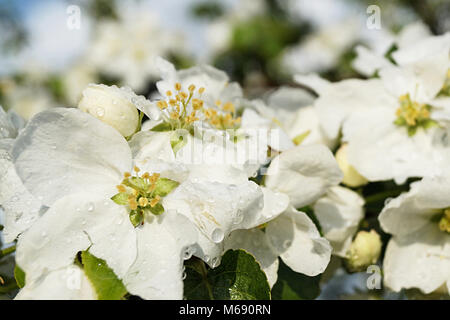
[148,202,164,216]
[14,265,26,288]
[271,260,321,300]
[184,249,271,300]
[422,119,438,130]
[393,117,406,126]
[150,122,172,132]
[129,210,143,227]
[407,126,418,137]
[81,251,127,300]
[292,130,311,146]
[153,178,179,197]
[111,193,128,205]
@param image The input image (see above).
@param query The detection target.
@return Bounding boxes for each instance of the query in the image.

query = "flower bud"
[335,144,368,188]
[346,230,382,272]
[78,84,139,137]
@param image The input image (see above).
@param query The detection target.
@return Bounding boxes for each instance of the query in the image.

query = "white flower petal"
[352,45,393,77]
[313,78,396,140]
[265,145,342,208]
[383,224,450,294]
[12,108,131,206]
[163,180,263,244]
[380,176,450,237]
[16,193,136,283]
[225,229,279,287]
[344,108,449,183]
[266,207,332,276]
[15,265,97,300]
[392,33,450,67]
[123,212,197,300]
[314,186,364,257]
[293,73,330,95]
[0,158,42,243]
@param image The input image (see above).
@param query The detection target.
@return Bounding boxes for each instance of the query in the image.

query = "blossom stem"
[200,261,214,300]
[0,245,16,258]
[364,189,405,205]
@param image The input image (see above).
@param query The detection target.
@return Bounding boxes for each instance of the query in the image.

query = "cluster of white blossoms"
[1,28,449,299]
[0,57,356,300]
[296,31,450,295]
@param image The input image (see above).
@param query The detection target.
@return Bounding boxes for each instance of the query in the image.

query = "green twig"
[0,245,16,258]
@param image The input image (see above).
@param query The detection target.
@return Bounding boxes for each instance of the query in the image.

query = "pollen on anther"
[150,195,161,207]
[133,166,140,173]
[124,172,131,178]
[175,82,182,91]
[116,185,126,193]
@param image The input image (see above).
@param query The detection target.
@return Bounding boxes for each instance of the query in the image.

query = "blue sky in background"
[0,0,237,75]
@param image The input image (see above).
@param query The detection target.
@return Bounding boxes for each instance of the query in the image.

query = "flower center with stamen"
[156,82,241,131]
[111,166,179,227]
[394,93,436,136]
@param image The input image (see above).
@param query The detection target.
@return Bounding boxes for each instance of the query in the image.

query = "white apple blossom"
[314,186,365,257]
[87,2,185,92]
[129,129,285,268]
[379,175,450,294]
[0,107,42,244]
[224,144,343,286]
[296,34,450,183]
[353,22,432,77]
[248,86,336,148]
[11,108,198,299]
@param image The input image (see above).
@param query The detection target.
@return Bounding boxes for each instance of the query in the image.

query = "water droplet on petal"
[86,202,95,212]
[211,228,224,243]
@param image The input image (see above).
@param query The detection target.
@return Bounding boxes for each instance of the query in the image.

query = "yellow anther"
[222,102,235,113]
[149,173,160,183]
[175,82,182,91]
[128,198,138,210]
[169,99,177,106]
[150,195,161,207]
[166,90,172,97]
[170,111,180,120]
[138,197,149,207]
[180,91,188,100]
[188,84,196,92]
[142,172,150,179]
[116,185,126,193]
[198,87,205,94]
[124,172,131,178]
[157,100,168,110]
[215,100,222,107]
[133,166,140,173]
[148,183,156,192]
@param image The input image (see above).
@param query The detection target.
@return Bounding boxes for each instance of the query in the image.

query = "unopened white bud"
[78,84,139,137]
[335,144,368,188]
[346,230,382,272]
